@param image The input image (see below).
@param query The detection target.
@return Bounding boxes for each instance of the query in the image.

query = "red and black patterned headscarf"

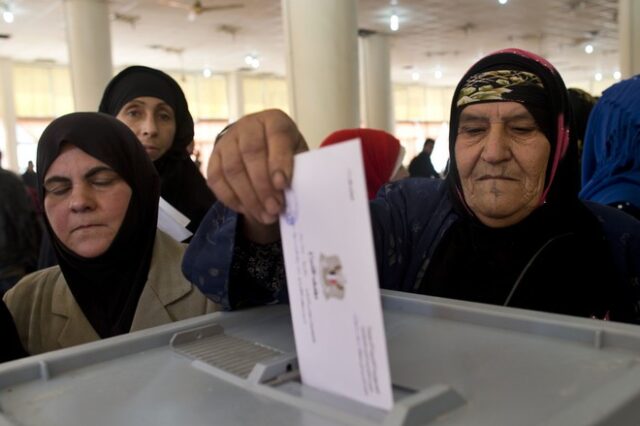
[447,48,577,215]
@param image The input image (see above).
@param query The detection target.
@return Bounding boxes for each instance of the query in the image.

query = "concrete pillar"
[359,31,394,133]
[0,58,18,171]
[281,0,359,148]
[226,71,244,122]
[63,0,113,111]
[619,0,640,78]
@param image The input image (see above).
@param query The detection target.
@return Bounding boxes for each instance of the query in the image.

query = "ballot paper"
[158,197,193,242]
[279,140,393,410]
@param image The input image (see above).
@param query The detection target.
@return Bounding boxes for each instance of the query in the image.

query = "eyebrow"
[124,99,172,111]
[44,166,117,186]
[459,111,535,122]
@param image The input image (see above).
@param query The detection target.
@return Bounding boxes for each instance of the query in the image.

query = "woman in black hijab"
[413,49,636,320]
[99,65,215,235]
[4,113,217,355]
[183,49,640,324]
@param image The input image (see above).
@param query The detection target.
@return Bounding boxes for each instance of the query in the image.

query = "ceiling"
[0,0,620,87]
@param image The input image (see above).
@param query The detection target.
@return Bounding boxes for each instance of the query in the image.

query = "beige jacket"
[4,230,219,355]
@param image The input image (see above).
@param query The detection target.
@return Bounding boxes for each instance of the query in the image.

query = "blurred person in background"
[0,168,40,296]
[409,138,440,178]
[321,128,408,200]
[580,77,640,221]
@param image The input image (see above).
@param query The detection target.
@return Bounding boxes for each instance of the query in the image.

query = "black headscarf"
[448,48,576,213]
[37,112,160,338]
[420,49,635,322]
[99,66,215,233]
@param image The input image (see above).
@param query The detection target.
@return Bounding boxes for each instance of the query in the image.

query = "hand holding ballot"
[207,109,308,242]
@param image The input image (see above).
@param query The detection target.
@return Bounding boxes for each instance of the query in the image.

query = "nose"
[481,123,512,164]
[69,184,96,213]
[141,114,158,137]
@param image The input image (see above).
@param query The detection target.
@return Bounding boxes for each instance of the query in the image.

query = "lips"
[71,224,102,233]
[477,175,517,181]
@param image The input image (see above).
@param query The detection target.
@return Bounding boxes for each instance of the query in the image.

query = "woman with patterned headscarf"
[4,113,218,355]
[182,49,640,323]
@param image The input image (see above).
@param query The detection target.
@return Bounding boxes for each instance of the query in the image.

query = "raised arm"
[183,110,308,309]
[207,109,309,243]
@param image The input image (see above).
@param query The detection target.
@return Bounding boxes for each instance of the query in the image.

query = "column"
[0,58,18,171]
[359,31,394,133]
[63,0,113,111]
[226,71,244,122]
[282,0,359,148]
[619,0,640,78]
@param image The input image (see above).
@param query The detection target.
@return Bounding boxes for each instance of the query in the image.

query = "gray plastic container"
[2,290,640,425]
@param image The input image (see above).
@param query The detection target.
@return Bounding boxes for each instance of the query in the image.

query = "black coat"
[408,152,439,178]
[1,300,27,362]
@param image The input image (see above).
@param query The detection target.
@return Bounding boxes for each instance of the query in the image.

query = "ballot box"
[1,289,640,426]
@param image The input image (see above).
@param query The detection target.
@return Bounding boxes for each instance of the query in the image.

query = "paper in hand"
[279,140,393,410]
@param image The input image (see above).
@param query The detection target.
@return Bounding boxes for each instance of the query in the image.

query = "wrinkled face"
[43,145,132,258]
[455,101,550,228]
[116,96,176,161]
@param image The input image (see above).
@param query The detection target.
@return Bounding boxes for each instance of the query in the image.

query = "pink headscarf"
[321,128,402,200]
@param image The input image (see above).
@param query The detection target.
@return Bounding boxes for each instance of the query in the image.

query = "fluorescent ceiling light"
[390,13,399,31]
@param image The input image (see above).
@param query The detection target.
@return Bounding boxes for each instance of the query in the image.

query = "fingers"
[208,109,305,225]
[260,109,309,191]
[207,148,245,216]
[237,129,282,218]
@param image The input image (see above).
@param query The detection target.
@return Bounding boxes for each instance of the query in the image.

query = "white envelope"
[279,139,393,410]
[158,197,193,242]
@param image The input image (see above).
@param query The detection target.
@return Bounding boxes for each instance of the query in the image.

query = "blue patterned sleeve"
[369,178,456,293]
[182,202,288,310]
[183,180,451,309]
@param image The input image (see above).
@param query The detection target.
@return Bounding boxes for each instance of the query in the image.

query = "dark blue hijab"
[580,76,640,209]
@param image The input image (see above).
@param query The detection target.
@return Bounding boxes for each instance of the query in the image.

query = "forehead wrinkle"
[460,107,534,124]
[123,98,171,110]
[84,166,117,179]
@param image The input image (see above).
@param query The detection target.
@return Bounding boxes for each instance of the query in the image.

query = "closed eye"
[44,179,71,196]
[458,126,486,136]
[87,170,122,188]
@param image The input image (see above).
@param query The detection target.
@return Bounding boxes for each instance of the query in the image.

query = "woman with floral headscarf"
[4,113,218,355]
[182,49,640,323]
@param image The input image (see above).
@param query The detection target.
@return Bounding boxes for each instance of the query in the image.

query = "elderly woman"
[183,49,640,323]
[4,113,218,355]
[99,65,215,234]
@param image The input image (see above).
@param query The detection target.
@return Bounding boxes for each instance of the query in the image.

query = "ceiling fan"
[158,1,244,21]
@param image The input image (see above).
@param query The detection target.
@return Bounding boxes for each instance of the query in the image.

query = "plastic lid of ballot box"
[2,289,640,426]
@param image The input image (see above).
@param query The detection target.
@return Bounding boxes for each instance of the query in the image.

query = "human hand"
[208,109,308,229]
